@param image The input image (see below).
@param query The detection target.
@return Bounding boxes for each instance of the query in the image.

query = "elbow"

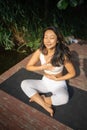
[26,64,34,71]
[26,64,30,70]
[72,70,76,78]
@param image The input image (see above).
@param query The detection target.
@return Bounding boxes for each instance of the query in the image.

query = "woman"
[21,26,76,117]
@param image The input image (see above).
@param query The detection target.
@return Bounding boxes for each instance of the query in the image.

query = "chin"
[47,46,55,50]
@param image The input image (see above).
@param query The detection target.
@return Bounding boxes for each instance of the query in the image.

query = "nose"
[46,38,50,42]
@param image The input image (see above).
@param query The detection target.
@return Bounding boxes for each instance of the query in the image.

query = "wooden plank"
[0,90,73,130]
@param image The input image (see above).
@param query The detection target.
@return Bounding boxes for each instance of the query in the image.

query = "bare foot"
[30,96,51,109]
[44,104,54,117]
[29,95,54,117]
[29,98,34,102]
[41,95,51,108]
[41,95,52,106]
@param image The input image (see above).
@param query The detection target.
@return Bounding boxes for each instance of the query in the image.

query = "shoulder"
[33,49,41,55]
[32,49,43,59]
[64,55,71,64]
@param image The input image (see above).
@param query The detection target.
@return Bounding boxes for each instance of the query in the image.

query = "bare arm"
[26,49,53,72]
[26,49,42,71]
[45,61,76,81]
[56,61,76,80]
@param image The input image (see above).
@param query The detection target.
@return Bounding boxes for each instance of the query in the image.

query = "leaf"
[57,0,69,10]
[70,0,78,7]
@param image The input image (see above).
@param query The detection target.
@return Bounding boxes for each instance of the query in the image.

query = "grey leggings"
[21,76,69,106]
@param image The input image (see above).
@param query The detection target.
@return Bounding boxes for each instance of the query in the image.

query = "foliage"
[0,27,14,50]
[0,0,87,52]
[57,0,84,10]
[0,0,45,52]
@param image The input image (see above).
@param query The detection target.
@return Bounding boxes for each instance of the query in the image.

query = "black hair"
[40,26,71,66]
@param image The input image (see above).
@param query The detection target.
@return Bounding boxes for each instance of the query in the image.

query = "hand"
[42,63,54,71]
[45,74,58,81]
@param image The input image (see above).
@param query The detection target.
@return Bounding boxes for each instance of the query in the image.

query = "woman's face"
[43,30,57,50]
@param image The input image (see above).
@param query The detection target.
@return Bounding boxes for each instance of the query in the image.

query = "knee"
[60,94,69,105]
[21,80,26,90]
[52,94,69,106]
[62,95,69,105]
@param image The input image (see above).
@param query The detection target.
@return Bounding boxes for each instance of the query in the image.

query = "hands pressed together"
[44,74,58,81]
[41,63,60,81]
[41,63,54,70]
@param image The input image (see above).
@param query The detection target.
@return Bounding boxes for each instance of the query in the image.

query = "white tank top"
[40,53,63,75]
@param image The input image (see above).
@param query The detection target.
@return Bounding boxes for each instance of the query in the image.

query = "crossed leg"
[29,93,54,117]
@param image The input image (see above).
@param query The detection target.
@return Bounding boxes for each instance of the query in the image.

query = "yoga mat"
[0,68,87,130]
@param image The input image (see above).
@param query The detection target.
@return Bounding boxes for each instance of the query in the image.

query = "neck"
[47,48,55,54]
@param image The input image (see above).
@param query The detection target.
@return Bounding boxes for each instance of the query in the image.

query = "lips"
[45,44,52,47]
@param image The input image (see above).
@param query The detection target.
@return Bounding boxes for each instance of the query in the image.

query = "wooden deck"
[0,43,87,130]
